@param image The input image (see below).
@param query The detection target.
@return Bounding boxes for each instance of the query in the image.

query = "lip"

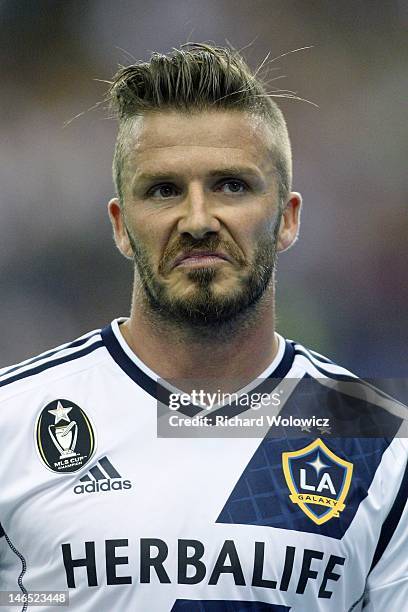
[173,251,231,268]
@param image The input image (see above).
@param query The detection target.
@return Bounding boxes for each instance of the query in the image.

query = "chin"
[174,278,240,302]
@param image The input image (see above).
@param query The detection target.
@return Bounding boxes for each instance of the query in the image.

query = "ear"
[107,198,134,259]
[276,192,302,252]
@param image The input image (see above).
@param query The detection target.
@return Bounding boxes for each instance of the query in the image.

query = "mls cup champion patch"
[282,439,353,525]
[35,399,96,474]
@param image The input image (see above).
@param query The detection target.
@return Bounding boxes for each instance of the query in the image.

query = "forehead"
[122,110,278,177]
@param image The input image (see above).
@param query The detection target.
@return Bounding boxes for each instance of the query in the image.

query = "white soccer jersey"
[0,318,407,612]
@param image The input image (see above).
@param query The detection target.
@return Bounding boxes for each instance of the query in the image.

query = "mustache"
[158,235,246,273]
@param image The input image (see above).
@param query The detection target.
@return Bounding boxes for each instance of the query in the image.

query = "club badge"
[282,438,353,525]
[35,399,96,473]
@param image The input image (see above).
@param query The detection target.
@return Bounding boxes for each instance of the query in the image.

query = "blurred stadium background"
[0,0,406,378]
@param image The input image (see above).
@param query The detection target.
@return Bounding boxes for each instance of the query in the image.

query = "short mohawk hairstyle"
[108,43,292,205]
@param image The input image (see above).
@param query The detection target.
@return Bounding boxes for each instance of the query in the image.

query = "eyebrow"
[134,166,263,184]
[207,167,262,178]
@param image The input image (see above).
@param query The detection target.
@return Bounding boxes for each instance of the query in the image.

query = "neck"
[119,287,279,389]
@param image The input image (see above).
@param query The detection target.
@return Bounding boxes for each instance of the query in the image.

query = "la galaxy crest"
[35,399,96,473]
[282,439,353,525]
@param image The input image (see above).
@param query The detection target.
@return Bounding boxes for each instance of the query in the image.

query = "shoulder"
[287,338,358,380]
[0,326,107,401]
[286,337,408,434]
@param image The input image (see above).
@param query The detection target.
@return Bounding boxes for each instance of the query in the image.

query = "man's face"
[109,110,300,327]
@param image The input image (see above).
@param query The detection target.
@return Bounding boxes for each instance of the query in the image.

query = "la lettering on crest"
[282,439,353,525]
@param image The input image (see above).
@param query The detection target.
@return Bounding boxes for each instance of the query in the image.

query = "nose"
[177,183,221,239]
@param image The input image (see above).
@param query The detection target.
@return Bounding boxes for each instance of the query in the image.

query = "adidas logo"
[73,456,132,495]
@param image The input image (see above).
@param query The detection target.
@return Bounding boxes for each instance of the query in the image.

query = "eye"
[216,180,248,194]
[148,183,179,199]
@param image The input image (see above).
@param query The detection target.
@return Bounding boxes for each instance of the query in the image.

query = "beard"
[127,221,280,329]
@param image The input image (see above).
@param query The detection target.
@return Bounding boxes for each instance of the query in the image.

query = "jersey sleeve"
[362,457,408,610]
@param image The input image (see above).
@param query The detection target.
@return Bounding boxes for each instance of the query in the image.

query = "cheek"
[129,211,170,263]
[227,206,278,252]
[252,204,281,240]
